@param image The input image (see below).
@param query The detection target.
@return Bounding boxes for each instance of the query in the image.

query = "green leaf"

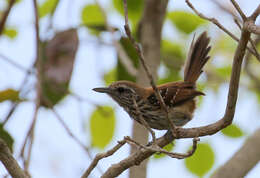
[103,68,117,86]
[161,40,185,69]
[0,123,14,152]
[117,37,139,82]
[113,0,143,23]
[0,89,21,102]
[154,141,175,159]
[90,106,115,149]
[168,11,207,34]
[185,143,215,177]
[221,124,244,138]
[81,4,105,34]
[214,35,236,55]
[39,0,59,18]
[215,66,232,78]
[3,28,18,39]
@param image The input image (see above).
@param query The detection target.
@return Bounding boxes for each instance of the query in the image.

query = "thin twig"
[125,136,199,159]
[23,104,39,173]
[0,53,33,73]
[0,139,29,178]
[0,0,16,35]
[123,0,177,136]
[230,0,247,21]
[132,97,156,143]
[95,0,137,77]
[250,4,260,21]
[51,109,92,158]
[81,139,126,178]
[185,0,260,62]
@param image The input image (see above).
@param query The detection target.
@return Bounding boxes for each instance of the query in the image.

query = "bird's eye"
[117,87,125,93]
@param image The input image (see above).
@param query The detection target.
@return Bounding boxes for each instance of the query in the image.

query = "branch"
[212,128,260,178]
[0,0,16,35]
[94,0,137,77]
[230,0,247,21]
[0,139,29,178]
[81,139,126,178]
[185,0,260,62]
[244,20,260,35]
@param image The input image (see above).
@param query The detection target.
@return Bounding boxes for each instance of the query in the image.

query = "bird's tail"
[184,32,211,83]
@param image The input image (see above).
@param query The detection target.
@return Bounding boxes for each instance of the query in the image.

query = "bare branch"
[0,139,29,178]
[230,0,247,21]
[94,0,137,77]
[0,53,33,73]
[125,136,199,159]
[244,20,260,35]
[0,0,15,35]
[81,139,126,178]
[250,4,260,21]
[185,0,260,62]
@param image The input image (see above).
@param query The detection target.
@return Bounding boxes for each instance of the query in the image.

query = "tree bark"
[211,128,260,178]
[129,0,168,178]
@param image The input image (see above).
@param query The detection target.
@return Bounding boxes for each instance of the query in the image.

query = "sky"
[0,0,260,177]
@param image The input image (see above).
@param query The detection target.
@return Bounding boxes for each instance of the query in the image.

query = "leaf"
[0,89,21,102]
[103,68,117,86]
[185,143,215,177]
[3,27,18,39]
[154,141,175,159]
[168,11,207,34]
[161,40,185,69]
[215,66,232,79]
[221,124,244,138]
[113,0,144,23]
[90,106,115,149]
[117,37,139,82]
[39,29,79,107]
[0,123,14,152]
[81,4,105,34]
[39,0,59,18]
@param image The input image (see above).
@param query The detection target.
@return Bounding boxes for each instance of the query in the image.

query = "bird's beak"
[93,87,112,94]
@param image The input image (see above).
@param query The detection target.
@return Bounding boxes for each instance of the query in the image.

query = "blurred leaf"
[81,4,105,35]
[104,68,117,86]
[154,141,175,159]
[90,106,115,149]
[196,83,206,107]
[0,89,21,102]
[161,40,184,69]
[221,124,244,138]
[3,27,18,39]
[117,37,139,82]
[113,0,143,23]
[185,143,215,177]
[39,0,59,18]
[39,29,78,107]
[0,123,14,152]
[168,11,207,34]
[214,35,236,56]
[215,66,232,79]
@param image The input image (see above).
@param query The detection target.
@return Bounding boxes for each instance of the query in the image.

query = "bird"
[93,32,211,130]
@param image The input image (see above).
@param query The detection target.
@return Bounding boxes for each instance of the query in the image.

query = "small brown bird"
[93,32,211,130]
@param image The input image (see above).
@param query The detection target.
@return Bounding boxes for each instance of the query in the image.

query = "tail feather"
[184,32,211,83]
